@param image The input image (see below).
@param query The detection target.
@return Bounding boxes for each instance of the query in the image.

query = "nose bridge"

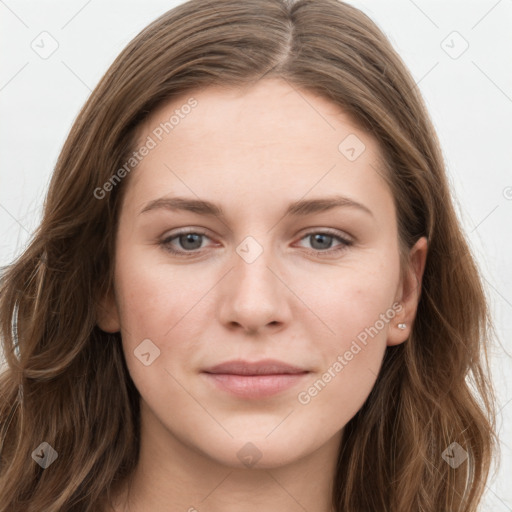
[235,235,275,292]
[218,233,290,332]
[234,233,280,305]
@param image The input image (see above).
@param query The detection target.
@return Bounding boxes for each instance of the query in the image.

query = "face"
[98,78,426,469]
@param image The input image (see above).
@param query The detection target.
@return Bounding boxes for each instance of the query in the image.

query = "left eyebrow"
[138,194,374,219]
[286,195,374,218]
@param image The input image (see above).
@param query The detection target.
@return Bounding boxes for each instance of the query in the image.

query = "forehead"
[137,78,370,152]
[123,78,391,217]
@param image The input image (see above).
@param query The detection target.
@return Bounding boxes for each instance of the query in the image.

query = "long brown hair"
[0,0,496,510]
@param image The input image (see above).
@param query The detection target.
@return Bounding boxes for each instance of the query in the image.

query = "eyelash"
[159,228,353,258]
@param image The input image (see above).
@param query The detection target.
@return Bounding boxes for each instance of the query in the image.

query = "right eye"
[160,228,214,256]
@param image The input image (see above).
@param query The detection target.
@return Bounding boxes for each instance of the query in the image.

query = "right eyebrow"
[139,197,225,219]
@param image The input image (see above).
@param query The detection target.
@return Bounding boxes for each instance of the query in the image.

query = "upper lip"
[202,359,309,375]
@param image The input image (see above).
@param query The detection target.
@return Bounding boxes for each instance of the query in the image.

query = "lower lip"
[202,372,310,399]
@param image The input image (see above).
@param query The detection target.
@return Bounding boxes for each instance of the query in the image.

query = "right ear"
[96,287,121,333]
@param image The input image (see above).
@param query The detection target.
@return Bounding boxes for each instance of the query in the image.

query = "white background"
[0,0,511,509]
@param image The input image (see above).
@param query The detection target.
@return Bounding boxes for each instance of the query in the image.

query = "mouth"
[201,359,311,399]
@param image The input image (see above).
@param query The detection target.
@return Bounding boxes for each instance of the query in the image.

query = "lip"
[203,359,308,375]
[201,359,310,399]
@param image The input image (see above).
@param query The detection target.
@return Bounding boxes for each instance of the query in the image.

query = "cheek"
[296,343,386,434]
[296,251,400,347]
[292,254,399,413]
[294,313,391,431]
[114,257,211,419]
[108,252,208,419]
[114,244,209,339]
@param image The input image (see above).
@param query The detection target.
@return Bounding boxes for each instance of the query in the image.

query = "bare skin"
[98,78,427,512]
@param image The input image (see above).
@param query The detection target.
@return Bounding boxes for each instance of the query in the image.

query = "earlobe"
[387,236,428,346]
[95,289,121,333]
[387,313,410,347]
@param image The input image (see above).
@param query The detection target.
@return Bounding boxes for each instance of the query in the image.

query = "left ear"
[387,236,428,346]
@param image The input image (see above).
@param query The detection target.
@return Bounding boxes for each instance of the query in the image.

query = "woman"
[0,0,496,510]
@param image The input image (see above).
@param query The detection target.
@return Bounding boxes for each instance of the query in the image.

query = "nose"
[217,241,292,335]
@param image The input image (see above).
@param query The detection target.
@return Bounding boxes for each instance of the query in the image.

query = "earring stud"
[398,323,407,330]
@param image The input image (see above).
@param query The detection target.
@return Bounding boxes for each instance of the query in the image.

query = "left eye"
[160,229,352,256]
[297,232,351,252]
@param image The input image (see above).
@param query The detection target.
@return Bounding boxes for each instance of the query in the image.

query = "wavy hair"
[0,0,496,510]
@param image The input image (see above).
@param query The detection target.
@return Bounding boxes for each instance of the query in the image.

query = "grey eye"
[308,233,335,250]
[176,233,204,250]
